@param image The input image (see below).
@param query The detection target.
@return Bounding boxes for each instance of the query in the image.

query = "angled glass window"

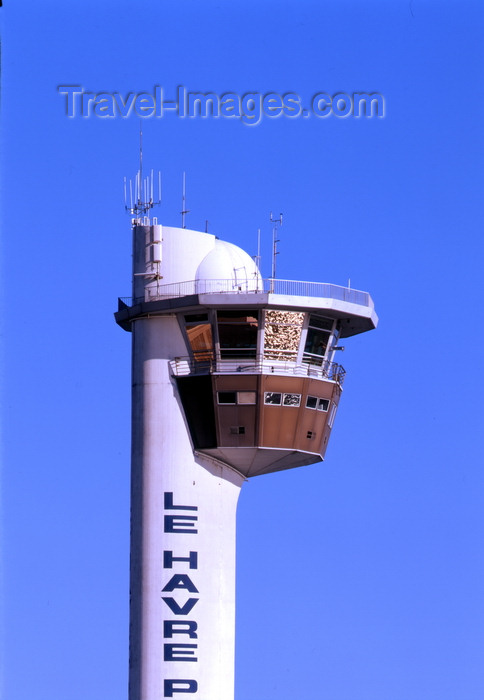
[217,310,258,358]
[303,315,334,366]
[308,316,333,331]
[184,313,214,361]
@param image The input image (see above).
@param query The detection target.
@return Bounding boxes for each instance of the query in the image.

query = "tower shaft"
[129,315,243,700]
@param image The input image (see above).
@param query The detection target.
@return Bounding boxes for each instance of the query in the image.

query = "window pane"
[185,313,209,323]
[308,315,333,331]
[264,392,282,405]
[306,395,318,409]
[317,398,329,412]
[283,393,301,407]
[218,392,237,404]
[217,311,258,323]
[186,323,213,360]
[328,403,337,427]
[304,327,329,357]
[238,391,257,404]
[217,310,258,358]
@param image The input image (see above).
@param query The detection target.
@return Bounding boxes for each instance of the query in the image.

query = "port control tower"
[115,183,377,699]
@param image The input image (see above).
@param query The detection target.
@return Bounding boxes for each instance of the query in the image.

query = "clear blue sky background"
[2,1,484,699]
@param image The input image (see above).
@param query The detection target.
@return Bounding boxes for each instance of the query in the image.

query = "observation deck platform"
[115,277,378,336]
[115,274,377,478]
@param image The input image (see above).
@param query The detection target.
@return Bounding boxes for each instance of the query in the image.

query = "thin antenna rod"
[254,228,262,292]
[269,212,283,290]
[124,128,161,219]
[181,172,190,228]
[139,123,143,206]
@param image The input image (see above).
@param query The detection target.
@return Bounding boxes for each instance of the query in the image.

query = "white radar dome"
[195,239,263,293]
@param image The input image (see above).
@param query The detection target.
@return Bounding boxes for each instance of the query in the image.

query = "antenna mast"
[253,228,262,291]
[139,123,143,210]
[124,124,161,220]
[269,212,283,292]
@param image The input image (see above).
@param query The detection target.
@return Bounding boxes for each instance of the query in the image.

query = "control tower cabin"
[115,213,377,700]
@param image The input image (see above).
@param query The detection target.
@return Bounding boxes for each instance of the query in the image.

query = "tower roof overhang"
[115,291,378,337]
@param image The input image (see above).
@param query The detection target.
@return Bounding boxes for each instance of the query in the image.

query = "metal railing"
[169,355,346,385]
[119,278,371,308]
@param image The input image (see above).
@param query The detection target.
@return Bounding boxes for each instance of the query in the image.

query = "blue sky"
[2,1,484,699]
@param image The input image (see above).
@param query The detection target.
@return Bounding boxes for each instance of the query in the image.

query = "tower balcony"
[171,353,346,478]
[120,276,372,307]
[169,354,346,386]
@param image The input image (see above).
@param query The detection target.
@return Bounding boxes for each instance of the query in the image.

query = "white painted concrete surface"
[129,226,249,700]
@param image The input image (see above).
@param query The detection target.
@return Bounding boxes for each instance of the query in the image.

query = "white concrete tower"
[116,194,377,700]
